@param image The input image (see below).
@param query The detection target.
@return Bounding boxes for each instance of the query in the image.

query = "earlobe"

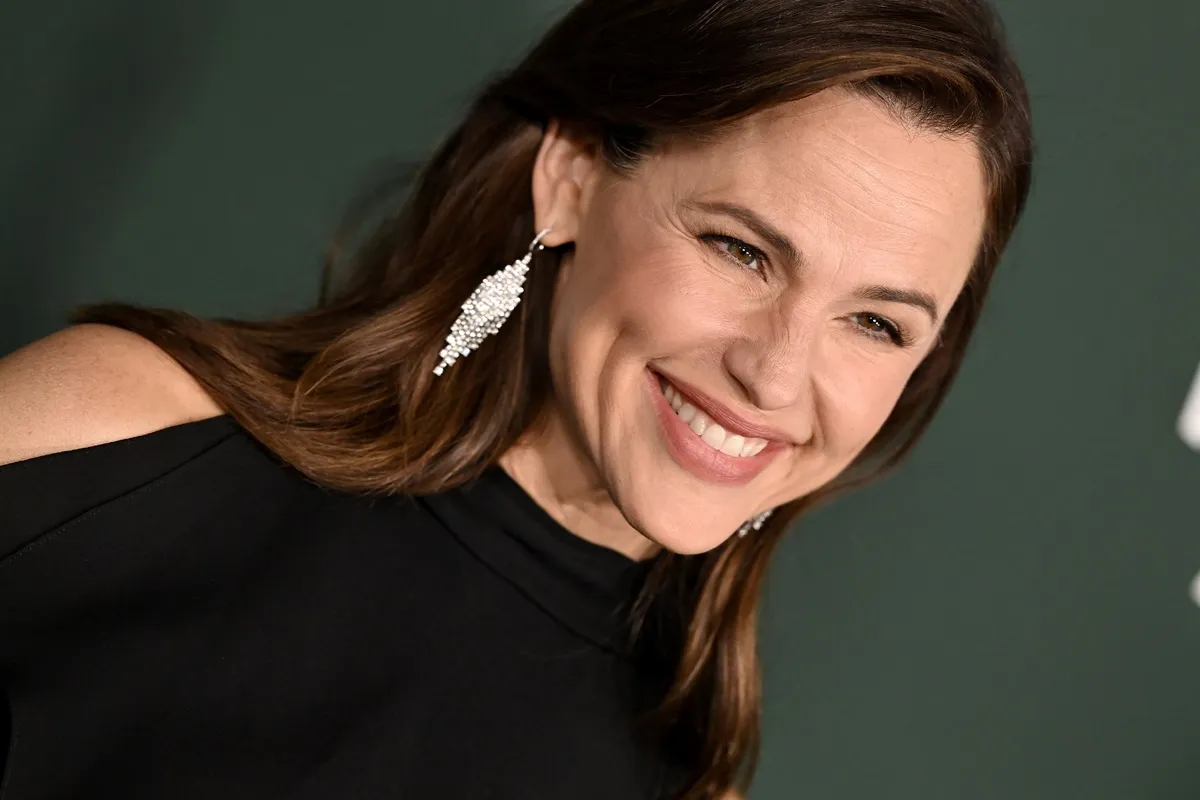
[530,119,599,248]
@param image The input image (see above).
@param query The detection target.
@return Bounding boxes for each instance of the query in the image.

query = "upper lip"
[654,370,799,445]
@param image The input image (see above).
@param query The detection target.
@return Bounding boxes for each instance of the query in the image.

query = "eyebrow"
[684,199,803,270]
[854,285,940,325]
[683,199,941,324]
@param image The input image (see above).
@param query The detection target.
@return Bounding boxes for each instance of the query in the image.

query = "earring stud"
[432,228,552,377]
[736,508,774,538]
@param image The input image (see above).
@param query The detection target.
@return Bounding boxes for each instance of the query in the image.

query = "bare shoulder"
[0,323,224,466]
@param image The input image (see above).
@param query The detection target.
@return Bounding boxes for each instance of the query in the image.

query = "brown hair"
[76,0,1032,796]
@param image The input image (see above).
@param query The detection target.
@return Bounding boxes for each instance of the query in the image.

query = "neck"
[498,412,660,562]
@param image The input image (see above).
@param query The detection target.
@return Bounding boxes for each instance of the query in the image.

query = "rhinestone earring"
[736,508,774,538]
[433,228,552,377]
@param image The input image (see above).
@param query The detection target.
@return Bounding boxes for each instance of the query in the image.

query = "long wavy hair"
[75,0,1033,796]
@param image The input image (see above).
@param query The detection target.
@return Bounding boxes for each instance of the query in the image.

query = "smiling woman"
[0,1,1032,799]
[522,92,988,558]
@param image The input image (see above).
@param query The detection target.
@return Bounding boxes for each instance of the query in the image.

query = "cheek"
[813,345,916,457]
[548,212,693,424]
[562,217,735,358]
[619,259,738,353]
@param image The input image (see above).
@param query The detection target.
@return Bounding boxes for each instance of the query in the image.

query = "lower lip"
[647,369,784,486]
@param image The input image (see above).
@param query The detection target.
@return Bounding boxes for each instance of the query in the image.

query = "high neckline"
[71,417,655,656]
[422,465,652,655]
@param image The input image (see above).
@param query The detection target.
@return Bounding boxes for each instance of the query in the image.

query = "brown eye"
[850,312,905,346]
[703,233,765,271]
[724,240,759,268]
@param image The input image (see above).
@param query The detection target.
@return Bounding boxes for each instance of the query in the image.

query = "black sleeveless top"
[0,416,682,799]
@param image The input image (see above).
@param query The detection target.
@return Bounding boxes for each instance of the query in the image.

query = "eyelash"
[700,231,768,273]
[849,312,912,347]
[698,230,912,348]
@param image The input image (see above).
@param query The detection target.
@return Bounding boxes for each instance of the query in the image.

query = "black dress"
[0,415,681,799]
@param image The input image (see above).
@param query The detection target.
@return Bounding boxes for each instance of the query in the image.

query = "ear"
[530,120,602,248]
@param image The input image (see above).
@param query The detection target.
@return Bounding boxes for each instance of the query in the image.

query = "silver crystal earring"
[432,228,552,376]
[736,508,774,538]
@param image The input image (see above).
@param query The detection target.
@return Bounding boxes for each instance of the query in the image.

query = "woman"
[0,0,1032,797]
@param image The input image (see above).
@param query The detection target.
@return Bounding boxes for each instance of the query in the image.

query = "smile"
[661,381,770,457]
[648,369,785,485]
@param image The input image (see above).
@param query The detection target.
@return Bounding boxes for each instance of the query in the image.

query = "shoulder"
[0,324,225,467]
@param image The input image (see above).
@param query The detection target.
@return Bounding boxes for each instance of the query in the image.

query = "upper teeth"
[663,382,769,457]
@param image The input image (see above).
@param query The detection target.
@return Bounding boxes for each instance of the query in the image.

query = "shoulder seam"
[0,428,240,571]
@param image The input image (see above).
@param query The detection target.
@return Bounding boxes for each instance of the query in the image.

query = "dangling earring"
[736,508,774,538]
[432,227,552,376]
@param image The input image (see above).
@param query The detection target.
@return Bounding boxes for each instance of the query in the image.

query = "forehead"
[644,89,988,300]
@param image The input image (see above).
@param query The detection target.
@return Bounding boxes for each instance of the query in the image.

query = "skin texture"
[0,324,223,468]
[500,88,987,559]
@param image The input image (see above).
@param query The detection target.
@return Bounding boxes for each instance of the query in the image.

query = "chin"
[619,489,739,556]
[648,524,733,556]
[590,366,781,556]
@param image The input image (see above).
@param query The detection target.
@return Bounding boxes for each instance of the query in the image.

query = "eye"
[702,233,766,272]
[849,312,910,347]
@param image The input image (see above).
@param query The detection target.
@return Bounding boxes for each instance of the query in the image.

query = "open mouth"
[655,374,771,458]
[647,369,784,485]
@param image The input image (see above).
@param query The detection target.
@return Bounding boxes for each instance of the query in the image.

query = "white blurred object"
[1185,363,1200,609]
[1179,361,1200,452]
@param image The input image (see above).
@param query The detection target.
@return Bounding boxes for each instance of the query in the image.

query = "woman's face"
[532,88,987,555]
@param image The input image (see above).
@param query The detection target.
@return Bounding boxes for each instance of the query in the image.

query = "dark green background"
[3,1,1198,797]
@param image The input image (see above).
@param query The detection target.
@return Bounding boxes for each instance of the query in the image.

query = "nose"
[723,302,816,417]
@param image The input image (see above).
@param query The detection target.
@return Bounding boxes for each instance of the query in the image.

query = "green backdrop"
[3,1,1198,797]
